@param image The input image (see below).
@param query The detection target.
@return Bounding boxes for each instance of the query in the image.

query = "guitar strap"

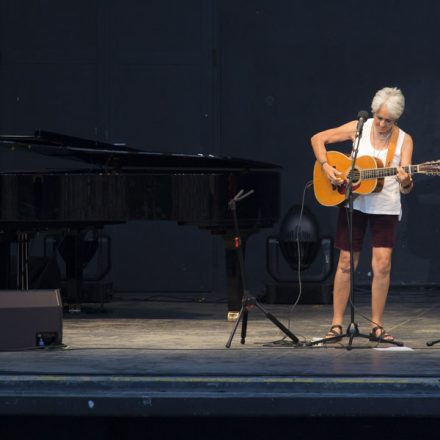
[385,126,399,167]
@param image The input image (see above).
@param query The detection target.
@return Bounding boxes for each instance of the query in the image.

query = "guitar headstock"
[418,160,440,176]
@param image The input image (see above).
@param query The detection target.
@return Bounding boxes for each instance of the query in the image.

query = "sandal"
[369,326,395,343]
[325,324,343,340]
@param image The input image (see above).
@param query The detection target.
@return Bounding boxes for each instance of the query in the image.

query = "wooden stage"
[2,289,440,438]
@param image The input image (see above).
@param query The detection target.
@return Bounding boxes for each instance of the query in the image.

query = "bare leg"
[331,249,360,326]
[371,247,393,331]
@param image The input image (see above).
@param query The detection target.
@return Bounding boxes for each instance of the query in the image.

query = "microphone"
[356,110,369,137]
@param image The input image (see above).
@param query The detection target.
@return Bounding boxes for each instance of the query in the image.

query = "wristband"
[401,177,413,190]
[401,176,413,189]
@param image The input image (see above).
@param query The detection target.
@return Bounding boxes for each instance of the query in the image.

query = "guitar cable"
[272,179,313,345]
[291,179,314,313]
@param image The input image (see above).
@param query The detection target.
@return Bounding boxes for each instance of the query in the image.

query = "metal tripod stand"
[225,189,301,348]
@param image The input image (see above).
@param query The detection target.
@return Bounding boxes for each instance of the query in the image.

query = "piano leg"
[223,234,249,313]
[0,238,11,289]
[17,232,30,290]
[58,230,100,311]
[60,232,84,312]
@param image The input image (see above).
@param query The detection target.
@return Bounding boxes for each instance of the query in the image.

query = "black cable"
[271,180,313,345]
[290,180,314,314]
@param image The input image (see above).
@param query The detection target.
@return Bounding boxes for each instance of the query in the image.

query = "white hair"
[371,87,405,120]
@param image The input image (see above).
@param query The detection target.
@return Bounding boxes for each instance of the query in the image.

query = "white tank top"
[352,118,405,216]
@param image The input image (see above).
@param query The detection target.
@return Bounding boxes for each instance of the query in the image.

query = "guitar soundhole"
[347,169,361,184]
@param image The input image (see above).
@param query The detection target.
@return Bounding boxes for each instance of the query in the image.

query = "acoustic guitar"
[313,150,440,206]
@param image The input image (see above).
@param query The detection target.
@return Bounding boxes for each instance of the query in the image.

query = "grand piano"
[0,130,280,312]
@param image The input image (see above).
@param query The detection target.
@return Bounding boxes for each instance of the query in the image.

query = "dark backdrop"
[0,0,439,297]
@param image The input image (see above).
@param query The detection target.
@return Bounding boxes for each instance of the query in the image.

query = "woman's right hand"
[322,162,343,186]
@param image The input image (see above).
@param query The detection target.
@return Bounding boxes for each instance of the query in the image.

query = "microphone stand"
[225,190,301,348]
[336,120,372,349]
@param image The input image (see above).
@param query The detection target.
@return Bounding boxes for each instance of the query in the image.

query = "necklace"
[372,124,392,153]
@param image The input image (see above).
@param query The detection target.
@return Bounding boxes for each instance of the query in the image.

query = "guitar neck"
[361,164,418,180]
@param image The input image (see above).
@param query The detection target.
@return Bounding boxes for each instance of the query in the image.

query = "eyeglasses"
[375,115,395,125]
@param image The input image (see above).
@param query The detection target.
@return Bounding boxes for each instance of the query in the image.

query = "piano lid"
[0,130,281,171]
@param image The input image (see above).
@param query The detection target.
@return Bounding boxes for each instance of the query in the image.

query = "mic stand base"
[307,321,404,350]
[427,339,440,347]
[225,292,301,348]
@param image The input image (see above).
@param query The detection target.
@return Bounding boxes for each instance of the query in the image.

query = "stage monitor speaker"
[0,290,63,351]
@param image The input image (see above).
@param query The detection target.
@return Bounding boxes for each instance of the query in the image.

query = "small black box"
[0,290,63,350]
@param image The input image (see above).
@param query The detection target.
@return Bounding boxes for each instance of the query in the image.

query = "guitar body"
[313,151,384,206]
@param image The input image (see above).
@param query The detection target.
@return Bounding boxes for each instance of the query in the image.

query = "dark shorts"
[335,208,399,252]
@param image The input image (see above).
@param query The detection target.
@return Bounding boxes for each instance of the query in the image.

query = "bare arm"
[310,120,357,163]
[310,120,357,184]
[397,133,414,194]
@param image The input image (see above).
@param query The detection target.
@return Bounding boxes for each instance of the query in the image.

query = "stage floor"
[1,289,440,420]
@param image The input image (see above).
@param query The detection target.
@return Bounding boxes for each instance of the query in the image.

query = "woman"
[310,87,413,342]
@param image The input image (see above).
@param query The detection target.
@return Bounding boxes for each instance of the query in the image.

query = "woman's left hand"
[396,166,411,187]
